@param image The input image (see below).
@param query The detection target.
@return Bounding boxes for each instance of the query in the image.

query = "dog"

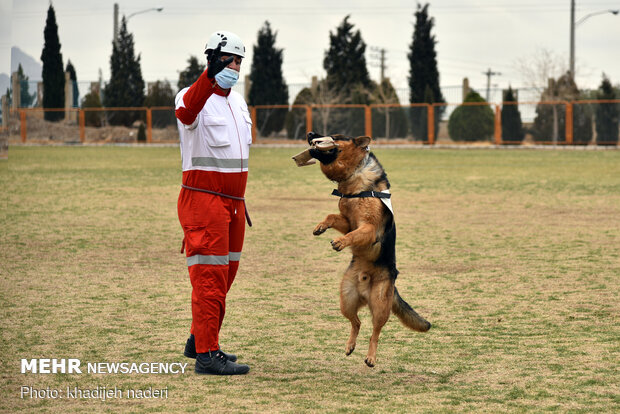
[306,131,431,367]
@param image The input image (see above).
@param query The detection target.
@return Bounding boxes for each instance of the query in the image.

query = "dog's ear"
[353,136,371,148]
[307,131,324,145]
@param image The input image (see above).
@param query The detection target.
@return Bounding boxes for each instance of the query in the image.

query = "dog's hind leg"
[365,278,394,367]
[340,269,364,356]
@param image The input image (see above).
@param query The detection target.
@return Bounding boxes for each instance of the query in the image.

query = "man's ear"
[354,136,371,147]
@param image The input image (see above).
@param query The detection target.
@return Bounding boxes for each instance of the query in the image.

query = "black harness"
[331,189,391,199]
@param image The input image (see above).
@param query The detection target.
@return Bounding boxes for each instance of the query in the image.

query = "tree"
[144,80,176,127]
[17,64,36,107]
[81,91,103,127]
[408,3,445,140]
[137,122,146,142]
[501,86,524,143]
[248,21,289,137]
[285,79,348,138]
[103,17,145,126]
[41,3,65,121]
[370,78,408,138]
[324,15,371,96]
[65,60,79,107]
[177,56,205,91]
[285,87,313,139]
[532,73,592,144]
[595,75,619,145]
[321,16,371,136]
[448,90,494,142]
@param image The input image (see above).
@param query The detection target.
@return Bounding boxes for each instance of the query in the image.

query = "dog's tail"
[392,286,431,332]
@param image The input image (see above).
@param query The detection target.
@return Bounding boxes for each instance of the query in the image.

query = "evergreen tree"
[248,21,289,136]
[177,56,205,90]
[322,16,371,136]
[323,15,371,99]
[41,3,65,121]
[532,73,592,144]
[137,122,146,142]
[501,86,524,143]
[370,78,408,138]
[285,87,313,139]
[17,64,36,107]
[104,17,145,126]
[408,3,445,140]
[144,80,176,127]
[448,91,494,142]
[65,60,79,107]
[81,91,103,127]
[595,75,619,145]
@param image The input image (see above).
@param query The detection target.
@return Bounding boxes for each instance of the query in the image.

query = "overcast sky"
[2,0,620,96]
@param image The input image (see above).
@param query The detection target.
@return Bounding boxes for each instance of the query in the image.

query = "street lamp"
[569,0,619,80]
[127,7,164,21]
[114,4,163,43]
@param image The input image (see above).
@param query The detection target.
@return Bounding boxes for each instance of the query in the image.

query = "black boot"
[195,351,250,376]
[184,334,237,362]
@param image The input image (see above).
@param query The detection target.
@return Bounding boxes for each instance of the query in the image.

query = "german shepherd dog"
[307,132,431,367]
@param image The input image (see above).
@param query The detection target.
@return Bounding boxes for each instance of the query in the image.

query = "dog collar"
[331,189,391,199]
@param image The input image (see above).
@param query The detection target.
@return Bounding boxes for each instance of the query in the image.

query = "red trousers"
[178,188,245,353]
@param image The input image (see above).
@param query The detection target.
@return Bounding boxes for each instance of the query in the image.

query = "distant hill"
[11,46,42,80]
[0,73,8,95]
[0,47,42,97]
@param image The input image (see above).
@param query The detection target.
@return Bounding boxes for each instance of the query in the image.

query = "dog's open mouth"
[292,136,337,167]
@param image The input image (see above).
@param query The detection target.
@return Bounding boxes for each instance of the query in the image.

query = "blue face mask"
[215,67,239,89]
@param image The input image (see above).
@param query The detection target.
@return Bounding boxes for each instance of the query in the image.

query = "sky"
[2,0,620,99]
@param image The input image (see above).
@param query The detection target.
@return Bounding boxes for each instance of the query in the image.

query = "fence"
[5,100,620,146]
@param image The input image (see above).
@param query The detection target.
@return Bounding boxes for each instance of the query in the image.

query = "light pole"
[127,7,164,21]
[114,3,163,43]
[569,0,619,80]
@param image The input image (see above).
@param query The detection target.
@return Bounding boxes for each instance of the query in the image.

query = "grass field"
[1,146,619,413]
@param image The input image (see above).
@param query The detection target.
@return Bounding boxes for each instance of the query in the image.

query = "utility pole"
[482,68,501,102]
[369,46,387,82]
[113,3,119,46]
[569,0,575,79]
[379,48,385,82]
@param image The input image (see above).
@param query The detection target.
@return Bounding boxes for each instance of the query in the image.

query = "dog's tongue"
[292,136,336,167]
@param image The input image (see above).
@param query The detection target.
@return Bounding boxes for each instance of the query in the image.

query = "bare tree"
[515,48,568,144]
[515,48,568,95]
[310,79,348,135]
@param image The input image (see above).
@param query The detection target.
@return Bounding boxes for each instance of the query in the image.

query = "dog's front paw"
[330,237,348,251]
[313,223,328,236]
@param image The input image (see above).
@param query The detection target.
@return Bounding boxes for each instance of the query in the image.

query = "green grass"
[1,146,619,413]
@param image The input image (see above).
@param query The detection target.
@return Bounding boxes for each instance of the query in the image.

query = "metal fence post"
[79,109,85,143]
[146,108,152,143]
[250,106,257,143]
[20,110,27,143]
[427,104,435,145]
[565,102,573,145]
[494,105,502,145]
[365,105,372,137]
[306,105,312,135]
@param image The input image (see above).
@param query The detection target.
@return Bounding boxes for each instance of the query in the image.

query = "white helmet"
[204,30,245,58]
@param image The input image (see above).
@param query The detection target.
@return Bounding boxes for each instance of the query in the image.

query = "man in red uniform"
[175,30,253,375]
